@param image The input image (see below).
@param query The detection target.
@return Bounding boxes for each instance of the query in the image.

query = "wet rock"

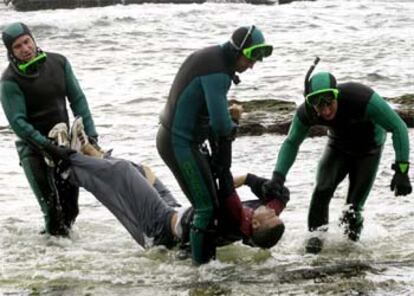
[279,0,316,4]
[385,94,414,128]
[232,94,414,137]
[7,0,279,11]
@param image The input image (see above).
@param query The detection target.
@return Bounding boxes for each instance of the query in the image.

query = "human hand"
[390,162,412,196]
[44,142,76,169]
[233,175,247,188]
[262,171,286,199]
[229,103,243,123]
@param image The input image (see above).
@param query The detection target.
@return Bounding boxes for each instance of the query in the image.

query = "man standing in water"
[156,25,273,264]
[0,22,99,236]
[263,66,411,253]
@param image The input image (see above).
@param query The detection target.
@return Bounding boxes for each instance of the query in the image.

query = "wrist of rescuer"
[245,173,290,206]
[392,162,409,174]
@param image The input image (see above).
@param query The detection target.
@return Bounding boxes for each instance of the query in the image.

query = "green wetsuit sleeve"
[64,58,98,137]
[365,93,409,162]
[274,113,310,176]
[200,73,236,137]
[0,80,48,148]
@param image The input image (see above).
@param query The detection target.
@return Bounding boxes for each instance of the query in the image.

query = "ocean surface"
[0,0,413,295]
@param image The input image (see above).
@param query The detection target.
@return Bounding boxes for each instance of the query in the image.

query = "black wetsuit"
[273,82,409,239]
[156,43,238,264]
[0,52,98,235]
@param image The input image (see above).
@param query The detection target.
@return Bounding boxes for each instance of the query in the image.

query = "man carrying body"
[0,22,99,236]
[156,25,273,264]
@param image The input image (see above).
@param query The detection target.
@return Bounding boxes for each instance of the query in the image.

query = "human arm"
[236,173,289,215]
[64,58,98,138]
[263,114,310,197]
[201,73,238,199]
[365,93,411,195]
[274,113,310,176]
[365,93,409,163]
[201,73,236,137]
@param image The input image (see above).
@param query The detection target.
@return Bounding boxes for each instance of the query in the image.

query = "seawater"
[0,0,413,295]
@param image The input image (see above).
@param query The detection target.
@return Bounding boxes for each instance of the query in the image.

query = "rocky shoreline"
[0,95,412,138]
[233,94,414,137]
[2,0,311,11]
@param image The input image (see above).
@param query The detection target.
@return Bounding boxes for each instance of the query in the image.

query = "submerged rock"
[233,94,414,137]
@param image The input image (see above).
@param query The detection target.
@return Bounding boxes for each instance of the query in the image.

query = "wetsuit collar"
[9,48,46,78]
[221,42,240,84]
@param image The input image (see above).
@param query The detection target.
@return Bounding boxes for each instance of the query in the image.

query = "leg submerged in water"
[340,205,364,241]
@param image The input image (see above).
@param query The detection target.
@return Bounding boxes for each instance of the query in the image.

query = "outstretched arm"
[274,113,310,177]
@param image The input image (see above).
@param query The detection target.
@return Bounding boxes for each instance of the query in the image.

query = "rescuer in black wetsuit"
[156,25,273,264]
[0,22,99,236]
[262,68,411,253]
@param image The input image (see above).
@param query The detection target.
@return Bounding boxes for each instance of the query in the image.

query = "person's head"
[2,22,37,62]
[305,71,339,121]
[229,25,273,73]
[251,205,285,248]
[2,22,46,76]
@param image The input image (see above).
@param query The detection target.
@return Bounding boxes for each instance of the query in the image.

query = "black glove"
[44,142,76,170]
[210,137,232,172]
[210,137,234,200]
[245,173,268,200]
[262,171,286,199]
[391,162,412,196]
[217,170,235,200]
[246,173,290,204]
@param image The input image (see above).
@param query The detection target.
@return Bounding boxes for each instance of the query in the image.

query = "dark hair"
[251,223,285,249]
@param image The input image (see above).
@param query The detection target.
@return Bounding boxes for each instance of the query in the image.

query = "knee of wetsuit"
[312,184,336,201]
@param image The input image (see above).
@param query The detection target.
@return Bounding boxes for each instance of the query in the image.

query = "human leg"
[17,142,67,235]
[156,127,218,265]
[341,150,382,241]
[68,153,177,248]
[55,174,79,230]
[306,146,348,253]
[308,146,348,231]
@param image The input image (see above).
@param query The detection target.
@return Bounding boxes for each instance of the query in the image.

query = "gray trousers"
[68,154,178,248]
